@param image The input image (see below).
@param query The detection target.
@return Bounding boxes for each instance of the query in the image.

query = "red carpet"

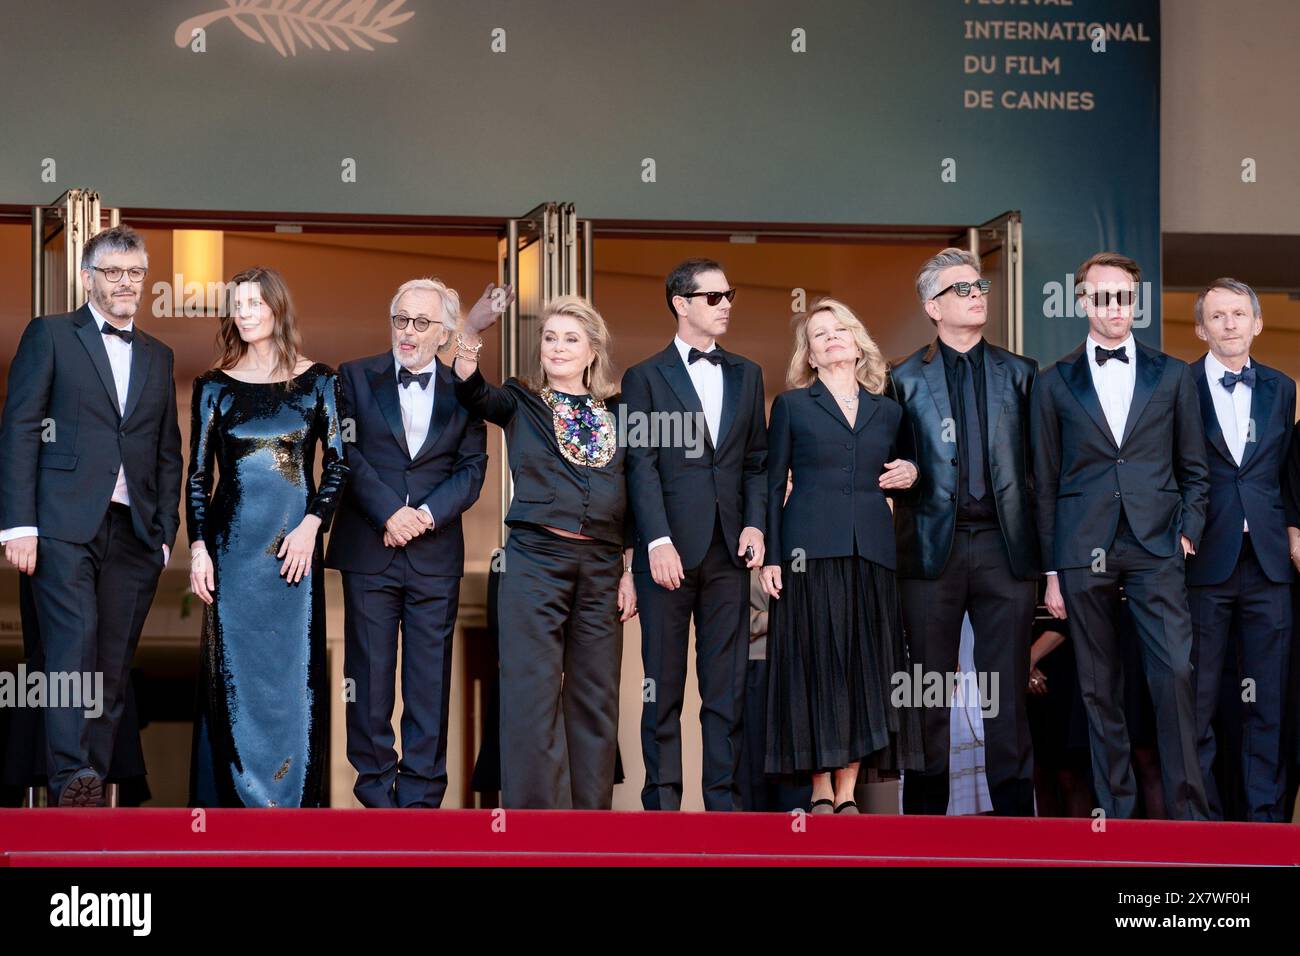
[2,809,1297,866]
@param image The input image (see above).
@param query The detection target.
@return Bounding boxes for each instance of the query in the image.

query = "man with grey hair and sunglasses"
[889,246,1040,817]
[1185,277,1296,821]
[0,224,182,807]
[325,278,490,808]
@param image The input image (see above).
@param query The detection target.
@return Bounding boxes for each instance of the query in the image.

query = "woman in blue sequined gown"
[185,267,349,808]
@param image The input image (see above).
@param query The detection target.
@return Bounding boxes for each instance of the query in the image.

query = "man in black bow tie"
[325,278,487,807]
[1031,251,1210,820]
[0,225,182,807]
[623,257,768,811]
[1185,278,1296,821]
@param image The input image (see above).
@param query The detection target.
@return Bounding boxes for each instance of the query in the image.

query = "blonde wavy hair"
[786,298,887,394]
[523,295,618,401]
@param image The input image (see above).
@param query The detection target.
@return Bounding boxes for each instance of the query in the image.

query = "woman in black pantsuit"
[453,289,636,809]
[761,298,924,814]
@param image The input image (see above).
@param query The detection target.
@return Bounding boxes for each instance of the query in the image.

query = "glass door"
[32,188,119,317]
[959,210,1022,353]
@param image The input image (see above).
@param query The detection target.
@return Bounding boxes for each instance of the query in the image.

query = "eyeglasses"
[93,266,147,283]
[392,314,434,332]
[1086,289,1138,308]
[681,289,737,306]
[934,279,991,299]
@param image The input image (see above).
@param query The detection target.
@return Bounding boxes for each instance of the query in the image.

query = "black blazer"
[1031,339,1210,571]
[887,339,1039,580]
[1185,356,1296,587]
[765,382,902,570]
[325,353,487,576]
[452,367,628,547]
[0,304,182,551]
[621,342,767,571]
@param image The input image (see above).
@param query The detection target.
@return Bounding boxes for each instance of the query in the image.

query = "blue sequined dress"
[185,364,349,807]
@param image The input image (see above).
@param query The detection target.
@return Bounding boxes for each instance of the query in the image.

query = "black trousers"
[899,525,1036,816]
[1189,534,1291,821]
[1058,517,1210,820]
[27,503,164,799]
[637,515,749,811]
[497,524,624,809]
[342,552,461,808]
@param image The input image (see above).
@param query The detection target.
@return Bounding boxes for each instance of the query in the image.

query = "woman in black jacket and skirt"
[760,298,924,814]
[453,288,636,809]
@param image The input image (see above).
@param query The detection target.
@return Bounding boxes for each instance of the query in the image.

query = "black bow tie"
[101,324,134,344]
[1094,345,1128,366]
[688,347,724,366]
[1220,366,1255,392]
[398,369,432,390]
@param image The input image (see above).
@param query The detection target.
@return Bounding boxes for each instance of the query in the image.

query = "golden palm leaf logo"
[175,0,414,56]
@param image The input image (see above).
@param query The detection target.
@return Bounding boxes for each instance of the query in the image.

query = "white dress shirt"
[92,302,134,508]
[396,357,436,523]
[1204,351,1253,531]
[1086,332,1137,447]
[1045,333,1136,578]
[647,336,725,555]
[1,302,145,549]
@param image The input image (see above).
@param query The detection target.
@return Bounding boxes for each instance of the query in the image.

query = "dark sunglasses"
[934,279,991,299]
[392,314,433,332]
[1085,289,1138,308]
[681,289,737,306]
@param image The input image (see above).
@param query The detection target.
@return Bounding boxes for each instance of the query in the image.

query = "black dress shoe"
[58,769,104,807]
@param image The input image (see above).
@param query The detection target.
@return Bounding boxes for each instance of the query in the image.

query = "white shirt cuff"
[1044,570,1058,576]
[647,536,672,553]
[0,527,38,543]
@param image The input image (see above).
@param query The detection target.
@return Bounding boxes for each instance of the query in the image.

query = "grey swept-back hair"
[915,246,981,304]
[81,225,148,273]
[389,277,461,334]
[1193,277,1261,326]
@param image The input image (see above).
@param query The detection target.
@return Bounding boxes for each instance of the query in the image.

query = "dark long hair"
[214,267,303,381]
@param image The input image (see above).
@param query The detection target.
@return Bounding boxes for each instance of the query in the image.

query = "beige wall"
[1161,0,1300,234]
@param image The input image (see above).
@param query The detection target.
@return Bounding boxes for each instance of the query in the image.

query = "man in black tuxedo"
[889,247,1039,816]
[1032,251,1210,820]
[326,278,487,808]
[0,225,182,807]
[623,258,767,811]
[1185,278,1296,821]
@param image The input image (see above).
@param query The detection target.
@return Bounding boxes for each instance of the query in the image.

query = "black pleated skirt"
[765,556,924,775]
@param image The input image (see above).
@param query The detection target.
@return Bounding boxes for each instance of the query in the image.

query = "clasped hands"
[383,505,434,548]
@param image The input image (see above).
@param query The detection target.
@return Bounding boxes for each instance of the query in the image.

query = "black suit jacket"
[622,342,767,572]
[888,339,1040,580]
[324,353,487,576]
[765,382,902,570]
[0,304,182,551]
[1031,339,1210,571]
[1185,356,1296,587]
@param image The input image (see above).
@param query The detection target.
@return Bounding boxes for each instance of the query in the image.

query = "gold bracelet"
[455,333,484,354]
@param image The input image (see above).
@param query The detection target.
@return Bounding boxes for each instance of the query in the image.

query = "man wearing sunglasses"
[325,278,488,808]
[1031,251,1210,820]
[888,246,1040,817]
[623,257,768,811]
